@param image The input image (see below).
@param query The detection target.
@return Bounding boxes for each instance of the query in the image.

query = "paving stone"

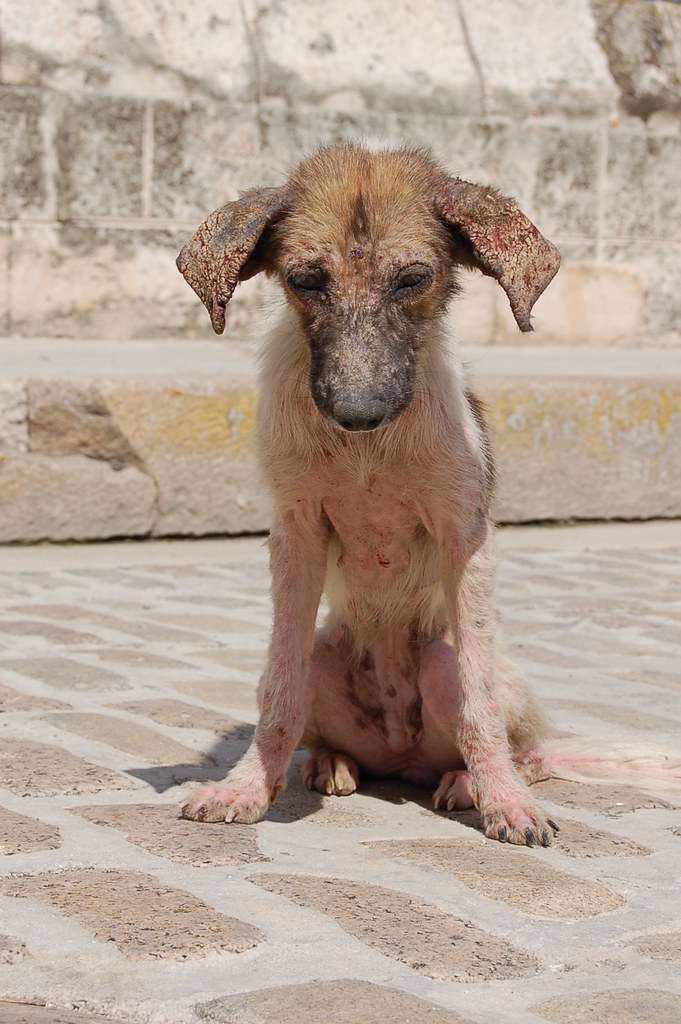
[174,678,259,712]
[143,613,267,634]
[0,1005,125,1024]
[610,670,681,693]
[550,819,651,858]
[42,712,209,766]
[81,649,190,670]
[196,979,473,1024]
[0,657,129,691]
[250,874,539,981]
[0,808,61,855]
[110,698,251,738]
[534,779,677,815]
[364,838,624,918]
[1,869,263,960]
[0,936,30,965]
[0,620,103,645]
[73,803,267,867]
[631,933,681,962]
[0,682,68,712]
[510,642,592,669]
[0,738,133,796]
[532,988,681,1024]
[545,698,680,734]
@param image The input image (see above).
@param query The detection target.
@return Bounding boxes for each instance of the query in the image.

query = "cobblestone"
[0,525,680,1024]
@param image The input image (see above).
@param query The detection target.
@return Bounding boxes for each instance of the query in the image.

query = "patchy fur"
[177,142,678,847]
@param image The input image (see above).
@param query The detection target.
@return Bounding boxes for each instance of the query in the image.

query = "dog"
[177,141,678,847]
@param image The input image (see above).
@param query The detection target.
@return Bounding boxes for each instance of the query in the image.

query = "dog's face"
[271,148,456,430]
[177,143,560,433]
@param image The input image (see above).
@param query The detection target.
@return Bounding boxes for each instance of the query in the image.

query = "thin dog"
[176,142,564,846]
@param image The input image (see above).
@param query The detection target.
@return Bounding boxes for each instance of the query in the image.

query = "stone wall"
[1,0,680,346]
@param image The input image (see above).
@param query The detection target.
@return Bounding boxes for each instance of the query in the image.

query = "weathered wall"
[1,0,680,345]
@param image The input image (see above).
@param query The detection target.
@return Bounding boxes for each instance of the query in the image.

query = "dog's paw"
[181,782,272,824]
[433,769,475,810]
[481,801,560,847]
[304,751,359,796]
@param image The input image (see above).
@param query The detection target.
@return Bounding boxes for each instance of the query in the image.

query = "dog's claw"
[547,818,560,833]
[498,826,508,843]
[524,828,536,847]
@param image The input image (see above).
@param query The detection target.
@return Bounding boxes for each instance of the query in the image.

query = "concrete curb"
[2,339,681,542]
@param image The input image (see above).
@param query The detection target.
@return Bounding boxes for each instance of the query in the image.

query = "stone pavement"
[1,522,680,1024]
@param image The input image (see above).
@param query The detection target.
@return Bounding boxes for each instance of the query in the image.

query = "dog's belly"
[306,629,465,782]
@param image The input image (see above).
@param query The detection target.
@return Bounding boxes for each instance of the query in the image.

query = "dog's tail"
[543,737,681,792]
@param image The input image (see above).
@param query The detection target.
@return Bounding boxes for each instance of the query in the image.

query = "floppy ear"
[176,186,291,334]
[436,178,560,332]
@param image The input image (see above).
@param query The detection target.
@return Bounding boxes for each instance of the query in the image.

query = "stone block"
[501,260,645,347]
[606,130,681,241]
[0,87,47,217]
[28,379,142,466]
[55,95,145,220]
[8,221,270,340]
[0,2,108,84]
[99,379,272,535]
[0,452,155,542]
[255,0,477,115]
[7,222,217,339]
[532,124,601,237]
[0,381,28,452]
[487,377,681,521]
[152,100,261,221]
[591,0,681,119]
[104,1,252,100]
[0,227,9,335]
[604,242,681,347]
[459,0,617,117]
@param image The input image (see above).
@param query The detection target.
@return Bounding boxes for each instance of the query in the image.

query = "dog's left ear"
[177,186,291,334]
[436,178,560,332]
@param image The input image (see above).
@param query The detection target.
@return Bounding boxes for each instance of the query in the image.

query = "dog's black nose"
[333,397,387,431]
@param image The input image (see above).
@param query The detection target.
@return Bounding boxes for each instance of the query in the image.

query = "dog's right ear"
[177,186,291,334]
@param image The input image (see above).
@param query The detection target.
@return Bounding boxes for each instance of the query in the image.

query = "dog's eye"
[289,272,325,295]
[394,267,432,293]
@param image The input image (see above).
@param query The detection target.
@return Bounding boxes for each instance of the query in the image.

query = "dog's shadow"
[126,727,484,831]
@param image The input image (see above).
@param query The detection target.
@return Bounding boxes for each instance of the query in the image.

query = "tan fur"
[178,142,566,845]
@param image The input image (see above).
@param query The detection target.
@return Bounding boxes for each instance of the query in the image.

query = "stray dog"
[177,142,676,846]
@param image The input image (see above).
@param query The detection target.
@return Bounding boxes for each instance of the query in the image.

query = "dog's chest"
[320,466,420,572]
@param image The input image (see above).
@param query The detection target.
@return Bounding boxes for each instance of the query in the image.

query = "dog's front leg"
[440,515,555,846]
[182,507,328,824]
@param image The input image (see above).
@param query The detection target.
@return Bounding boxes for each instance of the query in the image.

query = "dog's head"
[177,143,560,432]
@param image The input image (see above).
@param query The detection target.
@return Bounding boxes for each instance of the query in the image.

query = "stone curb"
[2,339,680,542]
